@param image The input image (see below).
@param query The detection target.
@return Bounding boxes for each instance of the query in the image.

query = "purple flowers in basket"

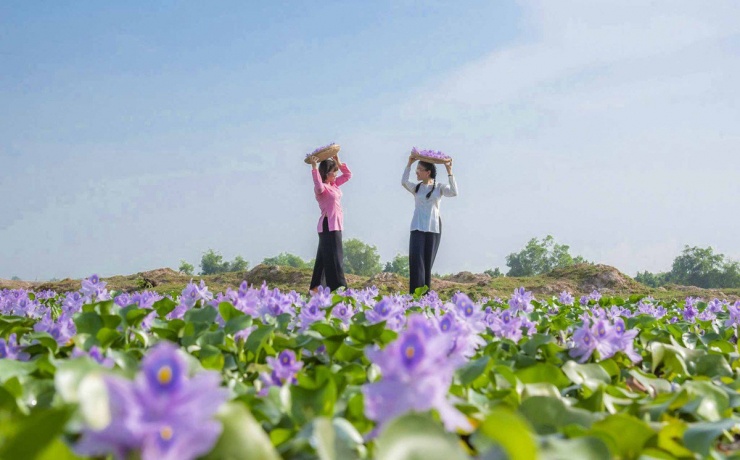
[411,147,450,160]
[305,143,337,158]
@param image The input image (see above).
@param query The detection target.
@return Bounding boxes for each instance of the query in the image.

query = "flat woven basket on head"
[411,148,452,165]
[304,143,341,164]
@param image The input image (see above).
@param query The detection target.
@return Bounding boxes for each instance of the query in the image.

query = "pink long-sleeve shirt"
[312,163,352,232]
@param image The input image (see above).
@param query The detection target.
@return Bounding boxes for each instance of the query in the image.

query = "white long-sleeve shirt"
[402,165,458,233]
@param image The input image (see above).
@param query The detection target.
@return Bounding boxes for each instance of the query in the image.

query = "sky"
[1,0,739,281]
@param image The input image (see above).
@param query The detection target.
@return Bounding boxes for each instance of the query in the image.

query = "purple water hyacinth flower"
[81,274,108,298]
[591,319,618,360]
[707,298,725,314]
[685,297,701,309]
[72,346,115,368]
[233,281,260,317]
[259,350,303,396]
[366,297,401,325]
[558,291,575,306]
[34,311,76,346]
[509,287,535,313]
[362,314,471,434]
[682,304,698,323]
[114,293,134,308]
[589,290,602,302]
[490,308,524,342]
[63,291,85,315]
[668,316,679,324]
[411,147,451,160]
[0,333,30,361]
[260,292,295,320]
[725,302,740,328]
[75,342,228,460]
[697,310,716,322]
[310,286,334,308]
[331,302,354,326]
[298,302,326,331]
[613,318,641,363]
[569,320,598,363]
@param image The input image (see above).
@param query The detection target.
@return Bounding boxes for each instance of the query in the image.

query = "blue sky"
[1,1,739,281]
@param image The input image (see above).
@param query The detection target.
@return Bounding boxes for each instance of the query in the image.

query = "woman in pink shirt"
[308,154,352,292]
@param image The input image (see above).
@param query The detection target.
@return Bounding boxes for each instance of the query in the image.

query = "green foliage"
[199,249,250,275]
[484,267,504,278]
[10,276,21,281]
[636,246,740,289]
[383,254,409,277]
[506,235,589,277]
[343,239,382,277]
[178,260,194,276]
[262,252,311,269]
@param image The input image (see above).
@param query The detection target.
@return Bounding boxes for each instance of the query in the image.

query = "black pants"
[310,217,347,292]
[409,220,442,294]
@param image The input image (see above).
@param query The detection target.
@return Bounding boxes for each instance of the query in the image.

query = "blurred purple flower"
[362,314,471,434]
[569,320,597,363]
[75,342,228,460]
[509,288,534,313]
[0,333,29,361]
[259,350,303,396]
[558,291,575,306]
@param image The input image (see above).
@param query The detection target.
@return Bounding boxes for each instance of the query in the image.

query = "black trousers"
[409,220,442,294]
[310,217,347,292]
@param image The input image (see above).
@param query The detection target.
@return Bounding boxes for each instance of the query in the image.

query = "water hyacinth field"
[2,277,740,459]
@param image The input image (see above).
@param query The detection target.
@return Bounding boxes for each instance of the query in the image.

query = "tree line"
[176,237,740,289]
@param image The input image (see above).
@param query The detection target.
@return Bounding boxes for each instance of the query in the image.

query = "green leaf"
[374,413,468,460]
[457,356,490,386]
[472,407,538,460]
[73,311,103,336]
[518,396,602,435]
[96,327,121,348]
[244,325,275,356]
[0,360,37,383]
[205,402,280,460]
[683,418,738,457]
[200,344,225,370]
[515,363,570,389]
[0,407,73,459]
[225,315,253,336]
[24,332,59,352]
[587,413,655,459]
[312,417,362,460]
[561,361,611,391]
[348,322,387,344]
[219,302,243,322]
[121,305,152,328]
[153,297,178,318]
[184,306,218,324]
[538,436,611,460]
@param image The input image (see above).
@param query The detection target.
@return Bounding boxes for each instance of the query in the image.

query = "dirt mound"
[244,264,310,287]
[547,263,642,293]
[136,268,182,287]
[0,279,36,290]
[365,272,406,291]
[445,271,492,286]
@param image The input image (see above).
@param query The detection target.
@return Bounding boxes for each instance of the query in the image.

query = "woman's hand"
[308,156,319,169]
[445,158,453,175]
[408,153,417,166]
[333,154,342,167]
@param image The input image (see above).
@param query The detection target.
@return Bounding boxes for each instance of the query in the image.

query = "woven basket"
[412,151,452,165]
[304,144,341,164]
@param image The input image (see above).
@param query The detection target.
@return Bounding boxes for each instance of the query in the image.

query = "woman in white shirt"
[402,155,457,294]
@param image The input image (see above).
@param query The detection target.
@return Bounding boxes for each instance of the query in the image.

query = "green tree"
[199,250,249,275]
[229,255,250,272]
[505,235,589,277]
[669,245,740,288]
[343,238,382,276]
[178,260,195,276]
[634,270,670,288]
[11,276,21,281]
[484,268,504,278]
[383,254,410,277]
[262,253,310,269]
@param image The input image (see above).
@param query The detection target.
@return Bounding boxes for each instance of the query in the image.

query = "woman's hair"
[415,160,437,198]
[319,159,337,182]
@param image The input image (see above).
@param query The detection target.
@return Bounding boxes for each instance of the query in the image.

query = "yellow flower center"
[405,346,415,359]
[160,425,173,441]
[157,365,173,384]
